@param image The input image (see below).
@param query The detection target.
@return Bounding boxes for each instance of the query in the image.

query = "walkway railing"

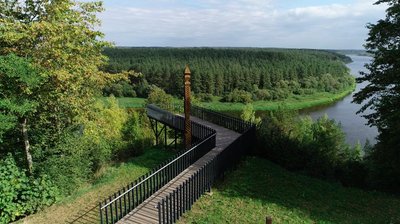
[99,106,216,224]
[157,111,256,224]
[191,105,252,133]
[147,104,212,140]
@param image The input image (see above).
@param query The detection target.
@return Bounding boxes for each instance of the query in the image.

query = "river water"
[301,55,378,146]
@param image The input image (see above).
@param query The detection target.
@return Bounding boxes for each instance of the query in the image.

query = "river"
[301,55,378,146]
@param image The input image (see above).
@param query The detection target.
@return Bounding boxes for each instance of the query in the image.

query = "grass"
[113,97,146,108]
[113,84,355,112]
[19,147,174,224]
[179,157,400,224]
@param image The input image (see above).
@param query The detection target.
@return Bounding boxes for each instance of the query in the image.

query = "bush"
[0,155,56,223]
[256,111,366,185]
[195,93,214,102]
[103,81,136,97]
[121,111,154,157]
[39,97,157,195]
[40,132,94,195]
[40,97,130,194]
[221,89,253,103]
[254,89,272,101]
[146,85,173,109]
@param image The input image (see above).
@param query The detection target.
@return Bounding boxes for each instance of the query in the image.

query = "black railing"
[147,104,212,140]
[191,105,252,133]
[99,106,216,224]
[157,115,256,224]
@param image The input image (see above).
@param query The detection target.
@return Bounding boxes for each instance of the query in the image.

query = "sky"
[95,0,387,49]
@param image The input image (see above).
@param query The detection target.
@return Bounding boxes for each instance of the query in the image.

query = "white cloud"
[97,0,387,48]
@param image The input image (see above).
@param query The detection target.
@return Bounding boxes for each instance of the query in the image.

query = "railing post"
[99,202,103,224]
[158,202,162,224]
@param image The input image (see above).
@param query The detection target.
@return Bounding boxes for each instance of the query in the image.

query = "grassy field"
[113,84,355,112]
[19,148,173,224]
[179,157,400,224]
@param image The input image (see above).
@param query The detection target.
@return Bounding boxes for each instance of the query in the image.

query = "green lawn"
[113,84,355,112]
[20,147,173,224]
[179,157,400,224]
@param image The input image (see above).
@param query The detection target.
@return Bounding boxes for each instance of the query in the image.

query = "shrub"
[0,155,56,223]
[221,89,253,104]
[254,89,272,101]
[103,81,137,97]
[40,97,130,194]
[195,93,214,102]
[256,111,366,184]
[146,85,173,109]
[121,111,155,157]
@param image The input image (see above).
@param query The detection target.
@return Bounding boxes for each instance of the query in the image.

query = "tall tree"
[353,0,400,190]
[0,0,110,147]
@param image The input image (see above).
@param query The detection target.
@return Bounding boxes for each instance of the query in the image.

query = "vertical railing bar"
[109,196,114,224]
[99,202,103,224]
[162,199,166,224]
[113,193,117,222]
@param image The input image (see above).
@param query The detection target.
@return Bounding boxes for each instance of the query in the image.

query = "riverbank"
[113,82,356,112]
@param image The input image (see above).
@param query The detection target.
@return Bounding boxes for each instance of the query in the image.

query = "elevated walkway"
[118,117,240,223]
[99,105,255,224]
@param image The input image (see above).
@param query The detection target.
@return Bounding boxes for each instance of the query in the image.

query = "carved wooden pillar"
[184,65,191,149]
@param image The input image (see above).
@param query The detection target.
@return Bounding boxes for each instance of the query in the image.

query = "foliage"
[121,111,155,157]
[0,0,111,159]
[221,89,253,104]
[103,80,136,97]
[103,71,150,98]
[22,148,174,224]
[257,110,365,185]
[0,155,56,223]
[180,157,400,224]
[0,54,43,143]
[240,104,261,126]
[146,85,173,109]
[102,48,353,100]
[352,0,400,192]
[37,98,154,195]
[112,84,355,111]
[38,97,134,194]
[194,93,214,102]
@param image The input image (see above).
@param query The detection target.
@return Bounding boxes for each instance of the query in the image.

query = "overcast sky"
[96,0,387,49]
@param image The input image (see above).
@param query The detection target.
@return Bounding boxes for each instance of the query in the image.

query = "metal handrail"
[100,132,216,210]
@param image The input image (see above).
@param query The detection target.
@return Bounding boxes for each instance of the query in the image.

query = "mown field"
[179,157,400,224]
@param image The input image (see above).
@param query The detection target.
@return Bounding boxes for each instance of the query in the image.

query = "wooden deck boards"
[117,117,240,224]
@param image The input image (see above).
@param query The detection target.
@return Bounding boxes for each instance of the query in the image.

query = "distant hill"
[331,49,372,57]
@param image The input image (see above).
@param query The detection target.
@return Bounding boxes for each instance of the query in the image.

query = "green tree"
[353,0,400,191]
[0,54,45,173]
[0,0,110,145]
[146,86,173,109]
[240,104,261,126]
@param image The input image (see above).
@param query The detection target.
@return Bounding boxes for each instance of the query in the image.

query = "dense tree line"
[102,48,354,101]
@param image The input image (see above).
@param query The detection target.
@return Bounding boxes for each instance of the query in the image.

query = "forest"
[102,48,355,103]
[1,0,399,223]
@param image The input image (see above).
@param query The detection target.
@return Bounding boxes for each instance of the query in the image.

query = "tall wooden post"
[184,65,192,149]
